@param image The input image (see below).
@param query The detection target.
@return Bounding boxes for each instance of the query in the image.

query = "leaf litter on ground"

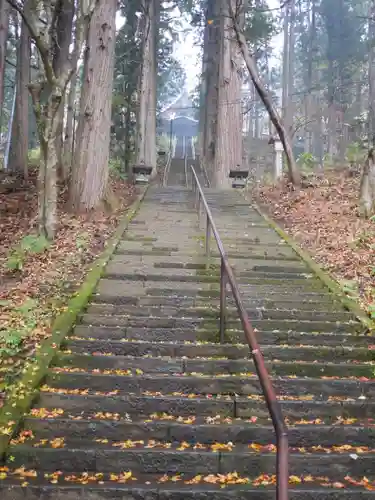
[0,170,137,406]
[252,168,375,319]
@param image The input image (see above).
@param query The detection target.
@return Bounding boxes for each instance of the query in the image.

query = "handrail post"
[205,214,211,269]
[219,257,226,343]
[197,193,201,227]
[277,432,289,500]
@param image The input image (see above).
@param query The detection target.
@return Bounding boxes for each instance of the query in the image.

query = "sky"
[116,1,283,95]
[173,0,283,93]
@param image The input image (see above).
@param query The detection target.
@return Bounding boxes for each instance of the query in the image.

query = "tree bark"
[368,1,375,146]
[53,0,74,176]
[8,16,30,178]
[136,0,157,171]
[200,0,220,179]
[304,0,316,153]
[62,70,77,180]
[198,3,209,157]
[213,0,243,188]
[281,2,289,127]
[0,0,9,126]
[230,4,300,186]
[286,0,295,137]
[70,0,117,211]
[29,84,61,239]
[359,149,375,218]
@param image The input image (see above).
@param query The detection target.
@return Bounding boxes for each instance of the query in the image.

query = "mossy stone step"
[149,258,308,272]
[72,325,363,344]
[95,294,344,311]
[105,266,311,282]
[79,314,360,334]
[85,303,354,322]
[95,285,334,301]
[102,273,320,287]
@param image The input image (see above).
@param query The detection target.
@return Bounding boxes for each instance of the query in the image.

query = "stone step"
[7,444,375,477]
[115,248,302,261]
[150,259,309,273]
[3,483,373,500]
[102,273,320,287]
[90,294,344,311]
[55,353,375,378]
[36,390,375,420]
[112,253,306,269]
[72,325,364,344]
[94,288,338,304]
[96,280,329,298]
[46,371,375,399]
[104,265,312,282]
[25,415,375,447]
[78,314,360,333]
[85,304,354,322]
[66,334,375,357]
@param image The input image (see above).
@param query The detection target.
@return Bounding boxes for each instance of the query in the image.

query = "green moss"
[196,263,220,278]
[252,201,375,333]
[197,328,241,344]
[0,187,149,460]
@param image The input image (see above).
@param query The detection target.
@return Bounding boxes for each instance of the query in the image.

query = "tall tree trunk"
[62,68,77,180]
[304,0,315,153]
[368,1,375,146]
[136,0,157,171]
[281,2,289,126]
[70,0,116,211]
[53,0,74,176]
[200,0,220,179]
[253,60,260,138]
[359,149,375,217]
[213,0,243,188]
[286,0,295,138]
[231,5,300,186]
[124,100,132,172]
[0,0,9,129]
[312,94,323,162]
[249,80,255,138]
[198,2,209,157]
[8,16,30,178]
[327,59,337,158]
[30,85,62,239]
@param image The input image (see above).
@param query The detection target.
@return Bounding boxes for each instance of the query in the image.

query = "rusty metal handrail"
[184,154,189,187]
[190,165,289,500]
[162,149,173,187]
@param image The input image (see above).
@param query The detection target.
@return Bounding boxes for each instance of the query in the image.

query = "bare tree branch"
[228,0,300,185]
[5,0,55,83]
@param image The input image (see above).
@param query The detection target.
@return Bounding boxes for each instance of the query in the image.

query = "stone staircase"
[165,158,187,186]
[166,157,204,187]
[1,186,375,499]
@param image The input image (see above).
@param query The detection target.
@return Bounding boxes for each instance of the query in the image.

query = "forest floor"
[0,169,137,406]
[252,167,375,319]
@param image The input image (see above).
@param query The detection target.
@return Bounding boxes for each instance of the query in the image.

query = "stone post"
[274,139,283,181]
